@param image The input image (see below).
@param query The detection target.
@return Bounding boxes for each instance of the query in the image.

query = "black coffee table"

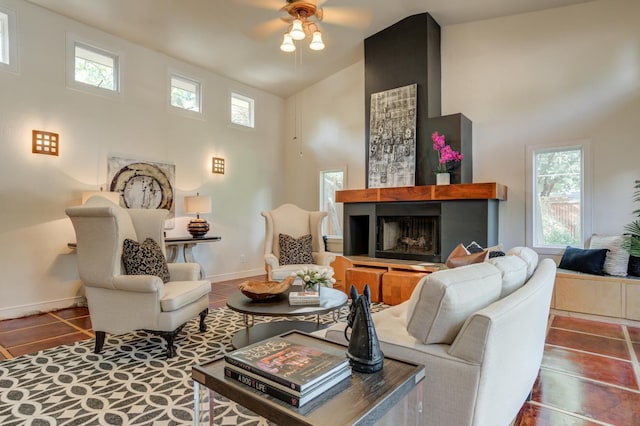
[226,287,348,348]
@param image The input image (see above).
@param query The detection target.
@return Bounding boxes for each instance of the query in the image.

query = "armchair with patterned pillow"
[261,204,336,281]
[66,196,211,358]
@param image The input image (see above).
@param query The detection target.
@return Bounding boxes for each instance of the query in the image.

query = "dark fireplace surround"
[342,197,500,263]
[337,12,505,262]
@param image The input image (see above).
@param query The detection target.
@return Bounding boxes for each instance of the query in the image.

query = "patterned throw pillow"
[279,233,313,265]
[122,238,170,283]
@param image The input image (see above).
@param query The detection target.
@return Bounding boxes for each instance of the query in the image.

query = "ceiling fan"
[241,0,372,52]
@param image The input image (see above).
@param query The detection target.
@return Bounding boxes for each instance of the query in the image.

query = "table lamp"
[184,193,211,238]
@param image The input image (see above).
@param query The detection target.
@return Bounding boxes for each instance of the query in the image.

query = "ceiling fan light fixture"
[289,19,306,40]
[309,31,325,51]
[280,33,296,52]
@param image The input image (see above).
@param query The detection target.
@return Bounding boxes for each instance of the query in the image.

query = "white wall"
[441,0,640,250]
[283,60,366,210]
[0,0,285,319]
[286,0,640,252]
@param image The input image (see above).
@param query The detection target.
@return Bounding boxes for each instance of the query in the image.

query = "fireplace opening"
[376,215,440,261]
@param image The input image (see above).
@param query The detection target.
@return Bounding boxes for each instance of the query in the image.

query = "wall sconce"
[212,157,225,174]
[184,193,212,238]
[32,130,59,156]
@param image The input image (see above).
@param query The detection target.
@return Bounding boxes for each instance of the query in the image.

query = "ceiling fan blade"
[248,17,288,40]
[233,0,283,11]
[320,7,372,28]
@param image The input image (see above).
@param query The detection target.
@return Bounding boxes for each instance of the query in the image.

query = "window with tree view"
[320,170,344,238]
[231,92,254,128]
[74,43,118,91]
[170,75,201,112]
[532,146,583,248]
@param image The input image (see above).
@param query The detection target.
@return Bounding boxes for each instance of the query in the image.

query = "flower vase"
[436,173,450,185]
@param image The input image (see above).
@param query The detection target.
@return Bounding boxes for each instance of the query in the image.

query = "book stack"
[288,291,320,306]
[224,336,351,407]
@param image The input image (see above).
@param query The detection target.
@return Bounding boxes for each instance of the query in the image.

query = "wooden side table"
[192,331,424,426]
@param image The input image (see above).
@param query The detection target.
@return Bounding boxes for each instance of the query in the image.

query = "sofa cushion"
[446,243,487,268]
[406,262,502,344]
[122,238,170,283]
[589,234,630,277]
[489,255,528,298]
[278,233,313,265]
[506,247,539,279]
[559,246,608,275]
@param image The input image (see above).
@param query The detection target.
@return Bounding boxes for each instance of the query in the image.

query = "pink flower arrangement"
[432,131,463,173]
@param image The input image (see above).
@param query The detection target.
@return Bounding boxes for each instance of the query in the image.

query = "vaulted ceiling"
[26,0,595,98]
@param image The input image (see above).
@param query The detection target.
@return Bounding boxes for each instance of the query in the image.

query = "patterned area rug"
[0,303,387,425]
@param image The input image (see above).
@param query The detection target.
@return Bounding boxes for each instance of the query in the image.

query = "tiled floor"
[0,276,247,360]
[2,279,640,425]
[516,312,640,425]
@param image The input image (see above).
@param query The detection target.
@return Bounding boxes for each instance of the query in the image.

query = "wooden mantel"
[336,182,507,203]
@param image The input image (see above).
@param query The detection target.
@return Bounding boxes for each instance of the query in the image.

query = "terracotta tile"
[628,326,640,343]
[0,322,78,348]
[67,316,93,330]
[532,369,640,425]
[0,313,57,332]
[9,332,89,357]
[634,343,640,362]
[551,316,624,339]
[542,346,638,390]
[516,402,602,425]
[546,328,630,360]
[52,306,90,319]
[0,351,6,361]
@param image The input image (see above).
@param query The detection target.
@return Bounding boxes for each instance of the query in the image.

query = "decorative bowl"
[238,276,295,301]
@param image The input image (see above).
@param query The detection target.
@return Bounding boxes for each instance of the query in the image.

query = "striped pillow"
[589,235,630,277]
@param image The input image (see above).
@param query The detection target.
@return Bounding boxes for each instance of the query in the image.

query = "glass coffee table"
[226,287,348,348]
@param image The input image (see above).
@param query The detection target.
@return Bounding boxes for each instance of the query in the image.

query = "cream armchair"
[261,204,336,281]
[66,196,211,358]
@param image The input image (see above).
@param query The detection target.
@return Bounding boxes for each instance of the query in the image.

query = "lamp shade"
[309,31,325,51]
[82,191,121,205]
[289,19,305,40]
[280,33,296,52]
[184,194,211,214]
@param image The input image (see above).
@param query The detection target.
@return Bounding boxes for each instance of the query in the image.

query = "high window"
[170,74,201,113]
[0,12,7,64]
[73,42,119,92]
[230,92,254,128]
[320,169,344,238]
[526,143,591,253]
[0,7,17,72]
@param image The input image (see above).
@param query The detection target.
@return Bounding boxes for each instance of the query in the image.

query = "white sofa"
[317,247,556,426]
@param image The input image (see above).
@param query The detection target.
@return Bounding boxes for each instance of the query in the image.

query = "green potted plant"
[622,180,640,276]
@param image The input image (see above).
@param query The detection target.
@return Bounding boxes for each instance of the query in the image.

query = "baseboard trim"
[208,268,266,283]
[0,296,86,321]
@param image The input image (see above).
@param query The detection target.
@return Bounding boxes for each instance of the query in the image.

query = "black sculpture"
[344,285,384,373]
